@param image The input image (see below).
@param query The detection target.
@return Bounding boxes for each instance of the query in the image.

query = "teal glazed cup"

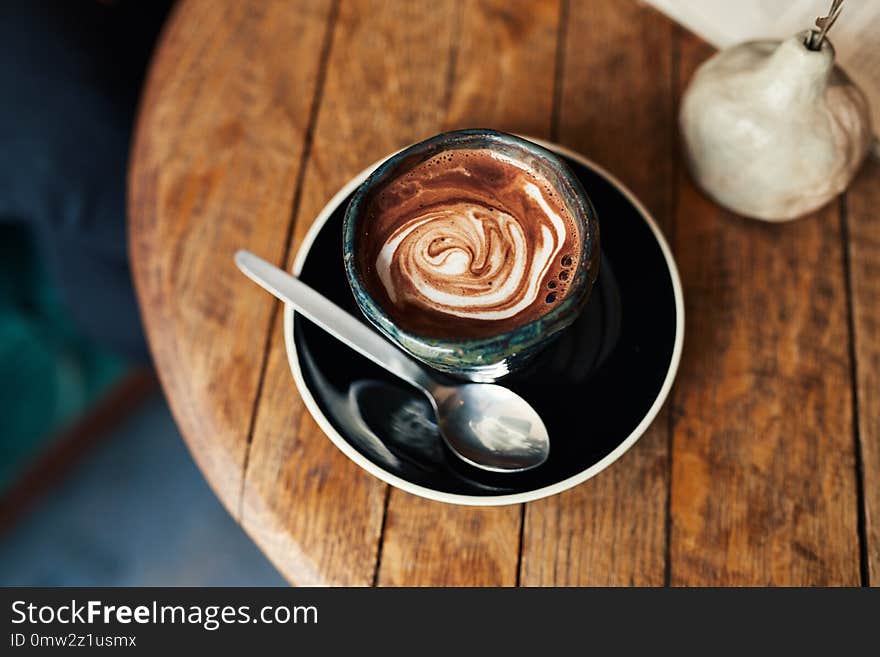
[343,129,600,381]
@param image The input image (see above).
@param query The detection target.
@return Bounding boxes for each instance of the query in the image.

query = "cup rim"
[285,139,685,506]
[341,129,600,361]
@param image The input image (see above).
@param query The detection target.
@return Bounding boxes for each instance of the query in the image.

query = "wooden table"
[128,0,878,586]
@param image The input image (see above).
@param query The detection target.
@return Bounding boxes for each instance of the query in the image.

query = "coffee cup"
[343,129,600,381]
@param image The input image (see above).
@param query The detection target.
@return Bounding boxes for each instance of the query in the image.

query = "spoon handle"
[235,250,433,393]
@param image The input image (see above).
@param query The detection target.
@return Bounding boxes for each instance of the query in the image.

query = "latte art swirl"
[358,147,584,338]
[377,183,566,320]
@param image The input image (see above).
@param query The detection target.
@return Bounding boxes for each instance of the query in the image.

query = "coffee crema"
[356,148,583,338]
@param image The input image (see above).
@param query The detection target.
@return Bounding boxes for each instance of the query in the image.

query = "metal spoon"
[235,250,550,472]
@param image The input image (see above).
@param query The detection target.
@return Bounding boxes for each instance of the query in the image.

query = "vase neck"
[755,33,834,106]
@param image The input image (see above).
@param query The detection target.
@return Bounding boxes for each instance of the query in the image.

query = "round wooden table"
[129,0,877,586]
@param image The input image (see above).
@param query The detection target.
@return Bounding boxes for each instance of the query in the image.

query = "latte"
[356,148,584,338]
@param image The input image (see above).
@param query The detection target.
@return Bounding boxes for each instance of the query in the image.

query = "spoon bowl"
[432,383,550,472]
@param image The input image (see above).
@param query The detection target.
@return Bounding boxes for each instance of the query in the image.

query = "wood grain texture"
[241,0,464,585]
[443,0,560,136]
[519,0,676,586]
[376,0,559,587]
[846,158,880,585]
[128,0,333,517]
[377,495,521,586]
[667,33,861,586]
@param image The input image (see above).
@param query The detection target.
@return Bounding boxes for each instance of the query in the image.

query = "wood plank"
[128,0,334,517]
[378,495,522,586]
[374,0,559,587]
[667,33,861,585]
[846,157,880,585]
[443,0,560,136]
[519,0,676,586]
[242,0,463,585]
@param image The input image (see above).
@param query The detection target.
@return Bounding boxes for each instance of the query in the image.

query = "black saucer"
[285,147,683,503]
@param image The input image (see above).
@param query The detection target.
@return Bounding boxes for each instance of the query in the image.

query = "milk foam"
[376,180,567,321]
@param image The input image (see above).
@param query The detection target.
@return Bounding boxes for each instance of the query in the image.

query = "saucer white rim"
[284,139,685,506]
